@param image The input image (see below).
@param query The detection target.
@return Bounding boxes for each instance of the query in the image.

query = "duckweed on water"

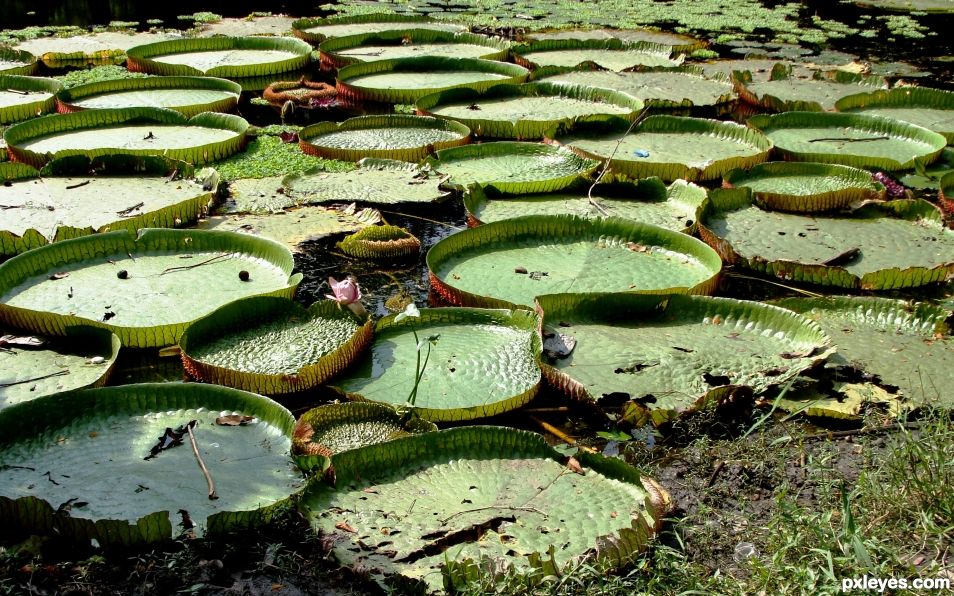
[54,65,149,89]
[177,11,223,24]
[213,134,353,180]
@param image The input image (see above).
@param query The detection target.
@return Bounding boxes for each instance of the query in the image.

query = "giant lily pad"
[292,402,436,470]
[529,27,706,53]
[536,293,832,425]
[539,67,736,109]
[180,297,372,395]
[292,13,464,44]
[513,39,682,72]
[56,76,241,117]
[746,111,946,171]
[0,157,219,256]
[700,192,954,290]
[300,426,670,592]
[416,82,642,140]
[0,75,61,124]
[4,107,248,168]
[126,37,313,80]
[428,142,599,194]
[428,215,722,309]
[299,115,470,162]
[319,29,510,70]
[723,162,885,213]
[196,205,376,252]
[336,57,529,105]
[0,382,304,545]
[0,48,38,76]
[562,115,772,182]
[14,31,175,67]
[333,307,541,422]
[463,178,706,233]
[283,158,451,204]
[774,297,952,412]
[733,66,885,112]
[0,326,120,411]
[0,228,302,347]
[836,86,954,143]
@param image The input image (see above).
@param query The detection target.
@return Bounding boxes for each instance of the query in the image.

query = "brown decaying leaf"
[565,456,585,475]
[215,414,255,426]
[335,521,356,533]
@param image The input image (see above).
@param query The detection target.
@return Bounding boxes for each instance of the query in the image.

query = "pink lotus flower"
[326,276,367,319]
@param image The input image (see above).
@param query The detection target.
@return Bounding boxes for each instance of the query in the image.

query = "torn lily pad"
[773,296,952,414]
[536,293,832,425]
[197,205,374,251]
[300,426,671,592]
[733,65,885,112]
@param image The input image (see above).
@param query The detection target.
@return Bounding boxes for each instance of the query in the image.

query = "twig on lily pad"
[186,421,218,500]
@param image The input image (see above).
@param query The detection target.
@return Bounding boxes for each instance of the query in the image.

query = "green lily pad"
[222,176,298,214]
[901,147,954,190]
[180,296,372,395]
[848,0,954,13]
[746,111,946,171]
[416,82,642,140]
[0,158,219,257]
[4,107,248,168]
[0,326,120,411]
[463,178,706,233]
[319,29,510,70]
[562,115,772,182]
[14,31,175,67]
[299,115,470,162]
[428,142,599,194]
[292,14,464,44]
[333,307,541,422]
[283,158,450,205]
[197,205,375,251]
[733,66,885,112]
[338,224,421,260]
[336,57,529,104]
[536,293,832,425]
[428,215,722,309]
[126,37,313,79]
[56,76,241,118]
[0,75,61,124]
[723,162,885,213]
[0,48,38,76]
[700,192,954,290]
[774,297,952,411]
[513,39,682,72]
[538,67,736,109]
[292,402,436,470]
[196,15,296,38]
[836,86,954,144]
[0,228,301,347]
[529,27,706,53]
[299,426,670,592]
[0,382,303,545]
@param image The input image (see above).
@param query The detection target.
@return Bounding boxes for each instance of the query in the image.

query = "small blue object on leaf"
[633,149,650,158]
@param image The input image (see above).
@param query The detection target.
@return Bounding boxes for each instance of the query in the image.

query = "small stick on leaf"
[160,253,231,275]
[185,421,218,500]
[65,180,91,190]
[0,369,69,388]
[586,110,649,216]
